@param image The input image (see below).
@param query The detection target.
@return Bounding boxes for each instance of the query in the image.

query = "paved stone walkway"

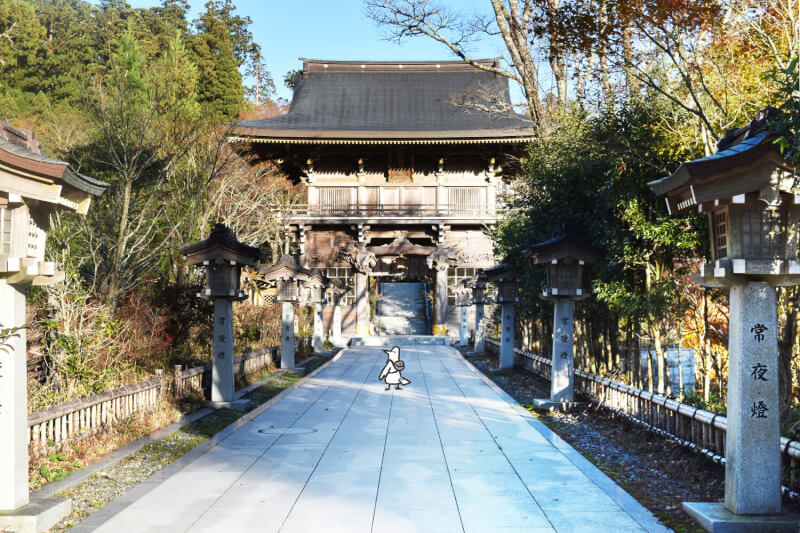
[91,344,669,532]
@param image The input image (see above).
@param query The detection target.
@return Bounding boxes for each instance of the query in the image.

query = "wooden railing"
[28,374,164,453]
[485,340,800,495]
[26,340,307,453]
[173,346,280,400]
[284,204,497,219]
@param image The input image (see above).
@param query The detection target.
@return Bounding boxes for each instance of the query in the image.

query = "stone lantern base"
[531,399,586,411]
[683,502,800,533]
[0,498,72,533]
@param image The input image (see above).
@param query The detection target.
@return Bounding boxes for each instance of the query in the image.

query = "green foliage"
[770,56,800,171]
[682,388,726,416]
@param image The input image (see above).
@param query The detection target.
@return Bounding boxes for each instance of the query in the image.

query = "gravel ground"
[464,350,723,533]
[47,355,330,532]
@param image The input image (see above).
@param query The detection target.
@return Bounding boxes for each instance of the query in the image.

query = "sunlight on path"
[90,344,669,533]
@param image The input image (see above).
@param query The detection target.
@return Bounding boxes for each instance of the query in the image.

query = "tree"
[0,0,45,93]
[70,31,203,306]
[244,44,276,106]
[366,0,550,137]
[190,3,243,120]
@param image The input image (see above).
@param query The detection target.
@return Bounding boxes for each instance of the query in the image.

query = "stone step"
[376,300,426,317]
[374,316,428,336]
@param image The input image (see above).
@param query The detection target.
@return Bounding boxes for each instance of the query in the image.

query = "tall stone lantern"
[0,122,107,532]
[650,109,800,530]
[302,269,329,353]
[466,273,490,353]
[261,255,310,369]
[180,223,263,410]
[325,279,348,347]
[525,234,600,410]
[484,263,519,369]
[455,282,472,346]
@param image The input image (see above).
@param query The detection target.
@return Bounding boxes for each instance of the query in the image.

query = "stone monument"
[526,234,600,410]
[180,223,263,410]
[650,108,800,531]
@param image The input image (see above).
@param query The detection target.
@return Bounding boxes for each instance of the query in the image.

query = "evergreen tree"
[190,4,243,120]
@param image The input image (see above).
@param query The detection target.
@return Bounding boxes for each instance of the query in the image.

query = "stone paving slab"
[89,344,670,533]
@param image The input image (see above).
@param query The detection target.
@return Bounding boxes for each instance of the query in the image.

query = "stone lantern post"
[650,108,800,530]
[325,280,348,347]
[526,234,600,410]
[484,263,519,369]
[455,282,472,345]
[302,269,329,353]
[180,224,263,410]
[261,255,310,369]
[466,274,490,353]
[0,122,107,532]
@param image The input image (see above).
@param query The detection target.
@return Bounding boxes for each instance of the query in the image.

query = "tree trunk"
[703,289,713,403]
[778,287,798,426]
[107,175,133,308]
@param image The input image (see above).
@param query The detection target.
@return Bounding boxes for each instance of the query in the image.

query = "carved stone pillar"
[427,247,458,336]
[340,245,376,336]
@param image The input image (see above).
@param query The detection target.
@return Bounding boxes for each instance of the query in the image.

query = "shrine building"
[229,58,532,337]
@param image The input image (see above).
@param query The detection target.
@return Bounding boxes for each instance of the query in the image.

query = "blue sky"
[123,0,523,103]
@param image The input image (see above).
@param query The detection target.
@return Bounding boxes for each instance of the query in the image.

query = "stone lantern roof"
[524,233,601,265]
[482,261,519,282]
[260,254,311,281]
[648,108,791,214]
[179,223,264,267]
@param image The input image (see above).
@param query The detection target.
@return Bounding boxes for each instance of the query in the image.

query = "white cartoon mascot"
[379,346,411,391]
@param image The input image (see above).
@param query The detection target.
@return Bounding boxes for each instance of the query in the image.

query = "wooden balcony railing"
[284,204,498,220]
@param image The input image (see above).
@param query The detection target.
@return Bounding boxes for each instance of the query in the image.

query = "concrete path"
[91,344,669,533]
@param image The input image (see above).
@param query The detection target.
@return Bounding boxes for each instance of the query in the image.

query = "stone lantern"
[525,234,600,410]
[455,282,473,346]
[325,279,349,347]
[0,122,108,531]
[465,274,490,353]
[261,255,310,369]
[483,262,520,369]
[180,223,263,410]
[302,269,330,353]
[650,108,800,530]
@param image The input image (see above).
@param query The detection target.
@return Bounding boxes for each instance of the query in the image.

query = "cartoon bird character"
[379,346,411,391]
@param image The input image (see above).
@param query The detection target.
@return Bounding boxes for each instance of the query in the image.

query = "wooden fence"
[26,339,304,453]
[28,373,164,453]
[486,340,800,495]
[173,346,279,400]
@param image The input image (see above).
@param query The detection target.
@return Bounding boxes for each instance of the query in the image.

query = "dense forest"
[0,0,298,410]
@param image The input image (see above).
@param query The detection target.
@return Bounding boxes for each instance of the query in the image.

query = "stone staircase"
[374,282,429,335]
